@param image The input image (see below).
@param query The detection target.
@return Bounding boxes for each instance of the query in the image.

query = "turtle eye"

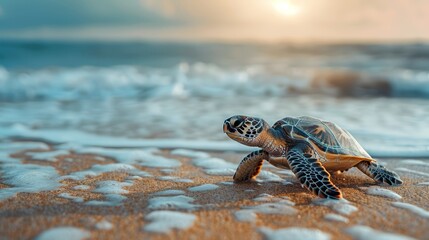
[232,118,244,128]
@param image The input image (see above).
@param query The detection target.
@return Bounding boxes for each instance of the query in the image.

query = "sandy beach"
[1,143,428,240]
[2,2,429,239]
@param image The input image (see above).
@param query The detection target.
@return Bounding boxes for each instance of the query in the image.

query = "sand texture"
[0,145,428,240]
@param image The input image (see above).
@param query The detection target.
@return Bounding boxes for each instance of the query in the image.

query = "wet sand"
[0,147,428,240]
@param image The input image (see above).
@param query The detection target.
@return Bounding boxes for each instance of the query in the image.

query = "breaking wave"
[1,63,429,102]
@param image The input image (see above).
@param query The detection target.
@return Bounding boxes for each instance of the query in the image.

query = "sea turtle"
[223,115,403,199]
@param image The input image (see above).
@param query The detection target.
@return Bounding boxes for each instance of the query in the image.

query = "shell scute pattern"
[274,116,370,159]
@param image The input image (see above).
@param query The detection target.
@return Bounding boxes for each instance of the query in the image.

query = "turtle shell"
[273,116,371,163]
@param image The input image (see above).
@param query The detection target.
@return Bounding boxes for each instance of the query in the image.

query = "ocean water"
[1,40,429,157]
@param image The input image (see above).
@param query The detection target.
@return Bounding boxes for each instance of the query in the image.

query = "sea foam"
[399,159,429,167]
[0,163,62,201]
[153,189,185,196]
[188,184,219,192]
[391,202,429,218]
[144,210,197,233]
[395,168,429,177]
[93,180,132,195]
[73,147,181,168]
[0,141,50,163]
[345,225,416,240]
[58,193,84,203]
[324,213,349,223]
[62,163,151,181]
[95,220,113,230]
[361,186,402,200]
[312,198,358,216]
[35,227,90,240]
[148,195,199,210]
[259,227,330,240]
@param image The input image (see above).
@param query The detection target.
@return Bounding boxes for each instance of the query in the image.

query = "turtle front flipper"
[356,161,403,185]
[287,143,343,199]
[233,150,268,182]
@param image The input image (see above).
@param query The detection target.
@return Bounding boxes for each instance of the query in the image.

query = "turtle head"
[223,115,270,147]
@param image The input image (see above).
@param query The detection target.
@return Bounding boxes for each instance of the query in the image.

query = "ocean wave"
[1,63,429,102]
[310,70,429,98]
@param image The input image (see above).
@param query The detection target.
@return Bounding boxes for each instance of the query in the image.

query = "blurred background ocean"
[1,0,429,156]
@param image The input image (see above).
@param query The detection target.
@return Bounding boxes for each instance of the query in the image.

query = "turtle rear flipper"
[287,143,343,199]
[233,150,268,182]
[356,161,403,185]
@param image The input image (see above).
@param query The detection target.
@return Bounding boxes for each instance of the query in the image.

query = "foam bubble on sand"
[220,181,234,185]
[253,194,295,206]
[127,176,143,180]
[0,163,62,201]
[157,149,235,177]
[73,147,181,168]
[158,176,176,181]
[256,171,287,183]
[0,141,50,163]
[399,159,429,167]
[395,168,429,177]
[391,202,429,218]
[35,227,91,240]
[148,195,199,210]
[192,157,237,175]
[94,156,107,161]
[360,186,402,200]
[234,192,296,222]
[84,180,132,206]
[161,169,175,174]
[158,176,193,183]
[259,227,330,240]
[153,189,186,196]
[234,202,296,223]
[0,141,50,152]
[205,168,236,176]
[95,220,113,230]
[324,213,349,223]
[28,149,70,161]
[244,203,297,215]
[234,210,257,223]
[62,163,151,180]
[73,185,91,190]
[58,193,84,203]
[170,149,210,159]
[345,225,416,240]
[312,198,358,216]
[417,182,429,185]
[86,193,127,206]
[93,180,132,195]
[188,184,219,192]
[144,210,197,233]
[172,178,193,183]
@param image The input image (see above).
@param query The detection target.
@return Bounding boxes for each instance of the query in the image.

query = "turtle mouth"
[226,132,245,141]
[223,121,236,133]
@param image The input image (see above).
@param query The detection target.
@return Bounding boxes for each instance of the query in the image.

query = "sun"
[272,0,301,17]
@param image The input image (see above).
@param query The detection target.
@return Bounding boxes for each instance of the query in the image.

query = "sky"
[0,0,428,42]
